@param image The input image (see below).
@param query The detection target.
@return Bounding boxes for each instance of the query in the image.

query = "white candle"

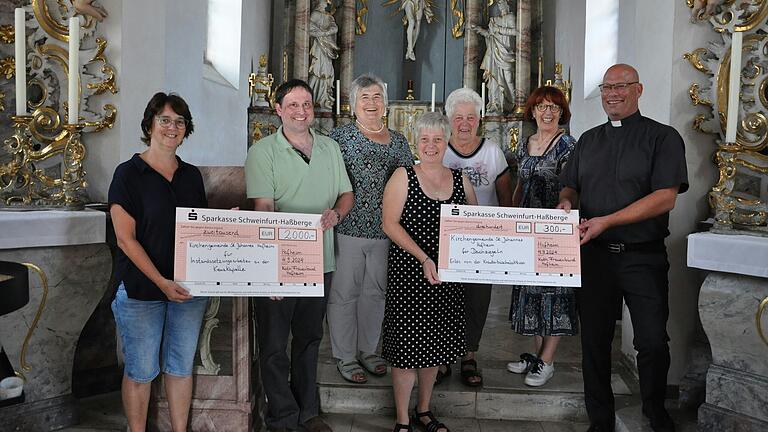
[500,91,504,113]
[480,83,486,117]
[14,8,26,115]
[725,31,743,143]
[431,83,435,112]
[384,82,388,96]
[335,79,341,115]
[68,17,79,124]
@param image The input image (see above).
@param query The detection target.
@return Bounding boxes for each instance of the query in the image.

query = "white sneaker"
[506,353,537,374]
[524,359,554,387]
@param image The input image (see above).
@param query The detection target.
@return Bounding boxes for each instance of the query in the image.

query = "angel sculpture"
[385,0,435,61]
[73,0,108,21]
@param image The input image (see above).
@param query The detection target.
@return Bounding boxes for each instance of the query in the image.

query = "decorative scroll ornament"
[356,0,369,35]
[451,0,465,38]
[686,0,768,234]
[1,1,118,208]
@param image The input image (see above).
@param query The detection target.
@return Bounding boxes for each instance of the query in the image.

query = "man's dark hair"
[273,79,314,106]
[140,92,194,144]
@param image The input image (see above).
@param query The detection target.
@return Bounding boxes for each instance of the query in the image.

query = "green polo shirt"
[245,126,352,272]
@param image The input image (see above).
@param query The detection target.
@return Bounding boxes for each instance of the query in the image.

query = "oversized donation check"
[437,204,581,287]
[173,208,324,296]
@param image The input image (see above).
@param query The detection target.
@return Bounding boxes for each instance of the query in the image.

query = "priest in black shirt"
[558,64,688,432]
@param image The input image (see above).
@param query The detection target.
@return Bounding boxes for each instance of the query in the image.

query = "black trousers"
[254,273,331,429]
[464,282,492,352]
[579,243,671,430]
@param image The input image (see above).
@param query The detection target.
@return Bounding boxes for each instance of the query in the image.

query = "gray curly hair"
[349,74,388,113]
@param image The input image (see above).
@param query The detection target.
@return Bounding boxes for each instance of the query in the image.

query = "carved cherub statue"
[73,0,108,22]
[690,0,724,21]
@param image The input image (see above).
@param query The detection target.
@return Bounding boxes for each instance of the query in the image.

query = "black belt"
[592,240,665,254]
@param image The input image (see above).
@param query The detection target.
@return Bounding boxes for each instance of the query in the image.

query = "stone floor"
[61,286,697,431]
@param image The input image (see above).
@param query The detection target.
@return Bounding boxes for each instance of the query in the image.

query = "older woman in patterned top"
[328,74,414,384]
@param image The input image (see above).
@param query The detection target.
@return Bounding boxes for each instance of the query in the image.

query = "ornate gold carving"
[451,0,465,38]
[17,262,49,380]
[758,296,768,348]
[0,24,14,44]
[692,114,715,134]
[508,126,519,153]
[356,0,369,35]
[0,91,5,112]
[683,48,711,74]
[251,121,277,144]
[2,1,119,208]
[734,0,768,31]
[689,83,713,106]
[32,0,68,42]
[0,57,14,79]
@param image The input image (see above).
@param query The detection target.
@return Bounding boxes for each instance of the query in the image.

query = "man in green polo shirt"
[245,79,353,432]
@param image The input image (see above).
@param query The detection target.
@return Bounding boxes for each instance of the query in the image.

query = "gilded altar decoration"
[544,62,572,103]
[450,0,465,38]
[686,0,768,234]
[249,54,274,107]
[1,1,118,208]
[356,0,369,35]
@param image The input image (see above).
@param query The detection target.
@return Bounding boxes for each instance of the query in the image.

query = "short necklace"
[356,120,385,134]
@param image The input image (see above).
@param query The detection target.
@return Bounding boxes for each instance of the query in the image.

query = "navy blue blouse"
[108,153,207,301]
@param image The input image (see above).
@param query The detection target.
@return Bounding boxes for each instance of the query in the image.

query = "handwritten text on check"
[438,205,581,287]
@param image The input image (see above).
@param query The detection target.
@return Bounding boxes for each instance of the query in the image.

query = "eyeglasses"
[598,82,639,92]
[155,116,188,129]
[535,103,562,113]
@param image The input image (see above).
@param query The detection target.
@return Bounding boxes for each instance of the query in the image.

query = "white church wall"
[82,0,271,203]
[555,0,719,384]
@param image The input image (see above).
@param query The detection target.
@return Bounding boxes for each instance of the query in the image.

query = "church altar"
[687,232,768,431]
[0,209,110,431]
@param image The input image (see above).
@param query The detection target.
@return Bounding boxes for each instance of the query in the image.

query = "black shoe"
[643,406,676,432]
[585,424,614,432]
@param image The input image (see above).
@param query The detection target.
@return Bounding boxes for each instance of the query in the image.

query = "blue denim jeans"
[111,283,209,383]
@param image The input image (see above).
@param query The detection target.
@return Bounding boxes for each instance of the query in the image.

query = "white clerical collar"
[610,120,622,127]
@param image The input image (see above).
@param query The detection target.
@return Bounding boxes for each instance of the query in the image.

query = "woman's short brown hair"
[140,92,194,145]
[523,86,571,124]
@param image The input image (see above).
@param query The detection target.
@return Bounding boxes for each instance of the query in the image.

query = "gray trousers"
[327,233,389,361]
[464,282,492,352]
[254,273,332,429]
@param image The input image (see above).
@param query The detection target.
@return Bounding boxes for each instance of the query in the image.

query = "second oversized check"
[174,208,324,296]
[438,204,581,287]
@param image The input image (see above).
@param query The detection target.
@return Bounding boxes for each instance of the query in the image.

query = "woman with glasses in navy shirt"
[108,92,208,432]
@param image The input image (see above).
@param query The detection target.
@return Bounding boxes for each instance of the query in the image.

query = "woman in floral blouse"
[327,74,413,384]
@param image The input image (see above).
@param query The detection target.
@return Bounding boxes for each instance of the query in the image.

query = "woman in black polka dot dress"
[381,112,478,432]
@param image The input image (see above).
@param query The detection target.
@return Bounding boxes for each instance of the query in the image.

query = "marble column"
[462,0,482,90]
[293,0,311,82]
[339,0,355,110]
[514,0,531,113]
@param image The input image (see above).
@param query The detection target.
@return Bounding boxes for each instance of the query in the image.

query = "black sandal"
[392,423,413,432]
[434,364,451,385]
[460,359,483,387]
[412,410,449,432]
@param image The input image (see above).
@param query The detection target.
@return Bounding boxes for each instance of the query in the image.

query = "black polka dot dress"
[382,166,467,369]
